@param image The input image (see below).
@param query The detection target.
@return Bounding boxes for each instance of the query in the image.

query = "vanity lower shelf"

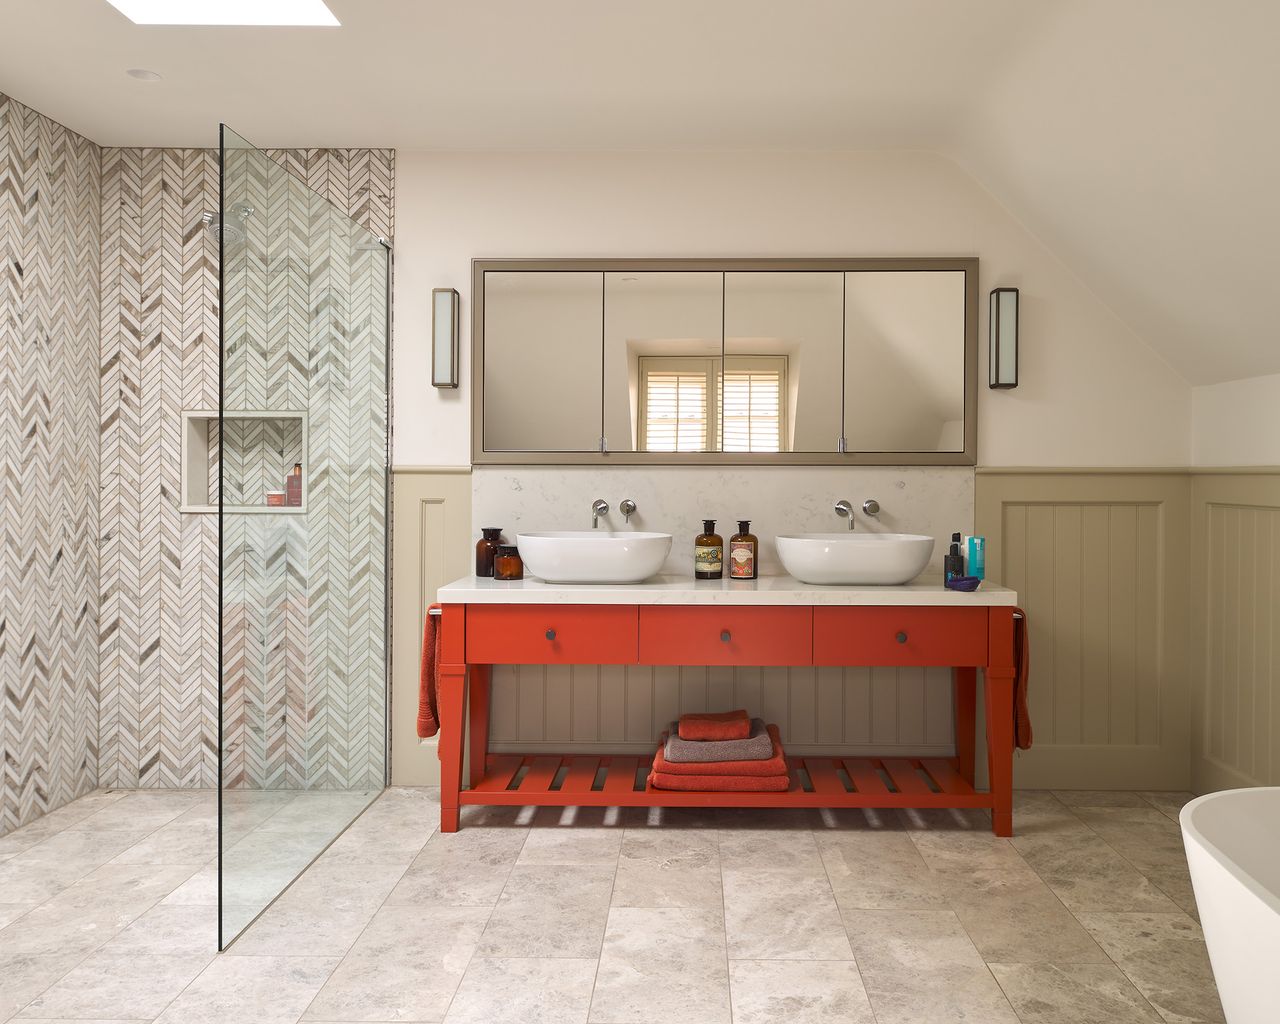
[462,752,989,809]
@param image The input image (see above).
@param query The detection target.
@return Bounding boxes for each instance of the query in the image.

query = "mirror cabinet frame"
[471,257,979,466]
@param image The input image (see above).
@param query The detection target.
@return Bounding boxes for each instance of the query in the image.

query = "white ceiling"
[1,0,1276,383]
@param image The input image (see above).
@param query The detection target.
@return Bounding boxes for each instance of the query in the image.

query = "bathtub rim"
[1180,787,1280,919]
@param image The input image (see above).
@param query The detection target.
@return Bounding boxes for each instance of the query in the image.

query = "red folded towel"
[678,709,751,741]
[655,724,787,776]
[417,604,441,739]
[648,770,791,792]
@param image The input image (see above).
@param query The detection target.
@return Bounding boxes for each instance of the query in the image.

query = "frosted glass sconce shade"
[989,287,1018,389]
[433,288,460,389]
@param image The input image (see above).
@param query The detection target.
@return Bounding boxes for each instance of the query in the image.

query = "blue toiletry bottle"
[966,536,986,580]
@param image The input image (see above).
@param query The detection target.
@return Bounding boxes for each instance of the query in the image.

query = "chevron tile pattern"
[0,94,101,837]
[98,143,393,792]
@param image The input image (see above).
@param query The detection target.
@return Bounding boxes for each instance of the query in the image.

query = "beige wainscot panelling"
[391,468,472,785]
[976,471,1191,790]
[1191,472,1280,792]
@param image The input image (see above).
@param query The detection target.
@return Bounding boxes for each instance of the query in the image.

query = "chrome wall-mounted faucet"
[834,499,855,530]
[591,498,609,529]
[620,498,637,523]
[862,498,880,518]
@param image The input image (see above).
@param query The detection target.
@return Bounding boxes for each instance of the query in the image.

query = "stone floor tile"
[156,954,340,1024]
[444,957,597,1024]
[103,903,234,956]
[728,959,876,1024]
[515,827,623,866]
[611,829,722,909]
[476,863,614,958]
[0,951,84,1021]
[1013,830,1178,914]
[17,951,211,1020]
[1137,791,1197,821]
[1078,912,1225,1023]
[303,906,488,1021]
[817,831,948,910]
[68,791,204,832]
[722,867,852,961]
[717,830,823,872]
[589,907,730,1024]
[0,829,153,902]
[386,828,527,907]
[843,909,1019,1024]
[1053,790,1152,808]
[989,962,1161,1024]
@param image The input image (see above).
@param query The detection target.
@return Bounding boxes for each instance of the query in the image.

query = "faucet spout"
[834,499,855,531]
[591,499,609,529]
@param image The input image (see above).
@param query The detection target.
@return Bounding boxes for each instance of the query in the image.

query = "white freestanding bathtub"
[1181,788,1280,1024]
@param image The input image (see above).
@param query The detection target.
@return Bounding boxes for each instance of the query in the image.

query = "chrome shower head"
[202,203,253,249]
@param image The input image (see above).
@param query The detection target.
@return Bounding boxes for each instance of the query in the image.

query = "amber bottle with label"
[694,519,723,580]
[729,520,759,580]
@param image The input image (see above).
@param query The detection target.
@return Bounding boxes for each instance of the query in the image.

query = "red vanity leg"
[953,667,977,786]
[438,604,467,833]
[468,664,491,789]
[985,607,1017,837]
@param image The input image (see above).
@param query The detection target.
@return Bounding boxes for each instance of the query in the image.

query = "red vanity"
[434,577,1019,836]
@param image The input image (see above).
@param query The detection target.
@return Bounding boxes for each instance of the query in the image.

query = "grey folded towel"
[664,718,773,763]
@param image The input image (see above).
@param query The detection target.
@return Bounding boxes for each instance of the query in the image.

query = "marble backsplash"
[471,465,975,579]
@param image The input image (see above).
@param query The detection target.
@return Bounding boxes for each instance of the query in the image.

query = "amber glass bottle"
[729,520,759,579]
[475,527,502,577]
[694,519,723,580]
[494,545,524,581]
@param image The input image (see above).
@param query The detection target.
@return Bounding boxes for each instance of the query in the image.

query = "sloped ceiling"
[0,0,1275,383]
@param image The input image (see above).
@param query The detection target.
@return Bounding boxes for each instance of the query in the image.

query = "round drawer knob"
[720,630,732,643]
[895,631,908,644]
[545,629,556,641]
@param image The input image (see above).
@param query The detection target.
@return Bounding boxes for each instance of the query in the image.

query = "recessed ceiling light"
[126,68,162,81]
[104,0,339,26]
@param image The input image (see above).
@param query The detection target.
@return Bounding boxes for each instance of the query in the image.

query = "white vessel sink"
[775,533,935,585]
[516,531,673,584]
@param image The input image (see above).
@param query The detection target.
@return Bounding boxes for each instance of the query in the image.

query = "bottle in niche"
[285,463,303,507]
[729,520,758,580]
[694,519,723,580]
[475,527,502,578]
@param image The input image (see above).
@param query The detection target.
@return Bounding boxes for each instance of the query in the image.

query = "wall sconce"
[432,288,460,389]
[989,287,1019,389]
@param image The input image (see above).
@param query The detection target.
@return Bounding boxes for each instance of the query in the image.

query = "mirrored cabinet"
[473,258,977,465]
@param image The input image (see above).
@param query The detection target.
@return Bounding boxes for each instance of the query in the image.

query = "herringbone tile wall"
[98,144,393,791]
[0,94,101,836]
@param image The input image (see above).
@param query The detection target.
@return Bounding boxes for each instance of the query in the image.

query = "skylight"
[104,0,339,26]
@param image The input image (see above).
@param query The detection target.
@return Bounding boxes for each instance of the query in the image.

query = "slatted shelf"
[459,753,991,809]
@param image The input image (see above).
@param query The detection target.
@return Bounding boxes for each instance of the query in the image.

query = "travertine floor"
[0,787,1225,1023]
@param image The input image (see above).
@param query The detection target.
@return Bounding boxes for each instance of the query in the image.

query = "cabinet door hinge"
[599,435,608,454]
[838,436,848,454]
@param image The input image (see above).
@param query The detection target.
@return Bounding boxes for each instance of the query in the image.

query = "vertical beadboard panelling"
[0,94,100,837]
[390,469,472,786]
[1192,473,1280,791]
[976,472,1191,790]
[483,664,957,756]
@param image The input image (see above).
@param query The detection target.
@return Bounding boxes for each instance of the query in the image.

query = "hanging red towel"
[1014,606,1032,750]
[417,605,442,739]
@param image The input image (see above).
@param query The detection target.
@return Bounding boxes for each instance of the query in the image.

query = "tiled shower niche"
[181,409,308,514]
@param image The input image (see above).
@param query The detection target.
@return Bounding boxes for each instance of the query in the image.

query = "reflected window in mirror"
[636,355,787,453]
[724,272,842,453]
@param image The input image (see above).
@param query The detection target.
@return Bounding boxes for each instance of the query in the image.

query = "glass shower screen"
[217,124,390,948]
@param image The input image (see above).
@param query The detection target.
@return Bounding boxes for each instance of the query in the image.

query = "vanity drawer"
[467,605,638,664]
[813,607,988,666]
[639,606,812,666]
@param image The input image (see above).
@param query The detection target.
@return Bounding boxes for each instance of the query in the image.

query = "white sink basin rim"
[775,532,935,585]
[516,531,673,584]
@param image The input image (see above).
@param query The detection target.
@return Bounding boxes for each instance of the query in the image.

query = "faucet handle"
[862,499,880,517]
[620,498,637,523]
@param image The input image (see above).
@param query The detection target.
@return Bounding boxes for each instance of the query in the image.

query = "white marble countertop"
[437,574,1017,606]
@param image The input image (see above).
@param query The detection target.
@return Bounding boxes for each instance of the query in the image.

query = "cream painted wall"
[1191,373,1280,467]
[392,149,1191,469]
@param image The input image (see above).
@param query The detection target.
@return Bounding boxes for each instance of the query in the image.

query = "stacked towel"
[665,718,773,763]
[677,710,752,741]
[648,722,791,792]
